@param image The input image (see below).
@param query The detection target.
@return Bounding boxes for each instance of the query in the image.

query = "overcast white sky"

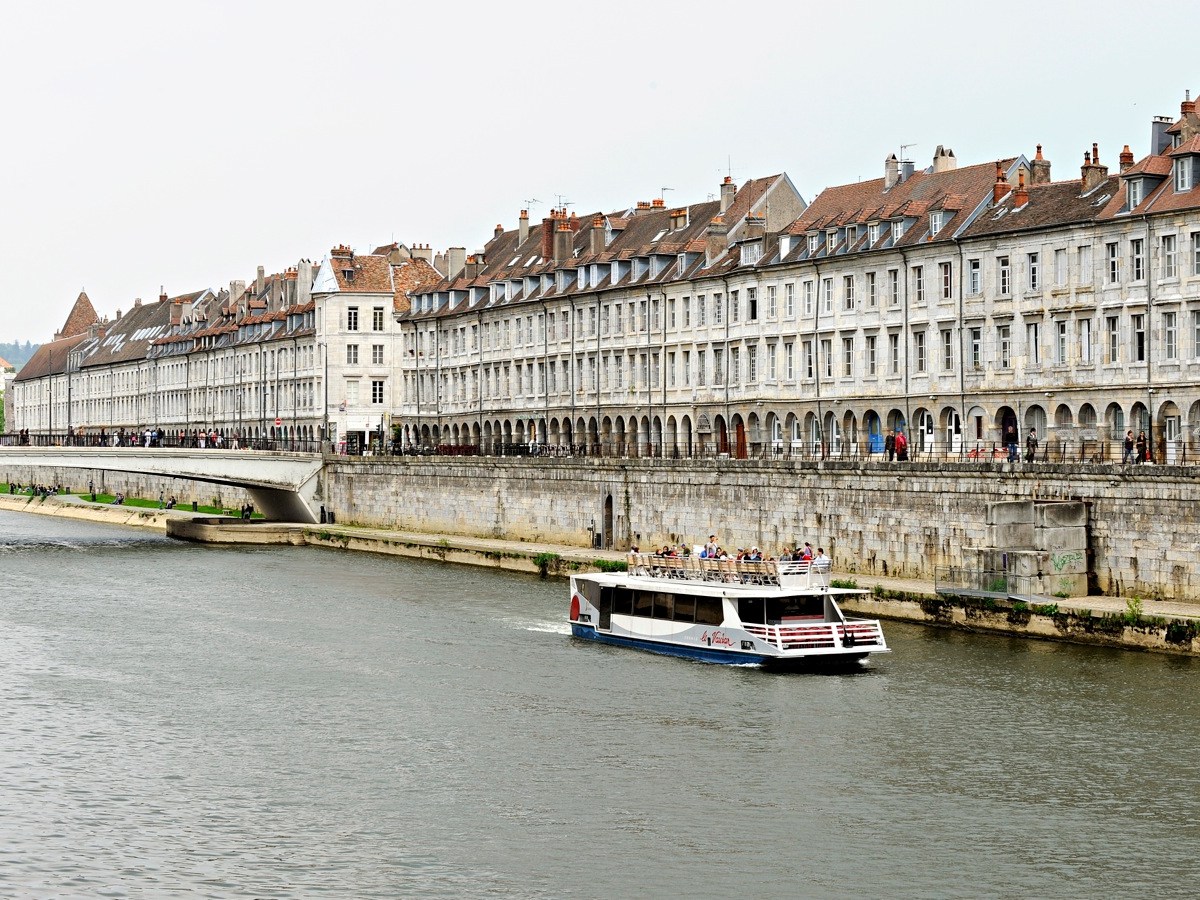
[1,0,1194,341]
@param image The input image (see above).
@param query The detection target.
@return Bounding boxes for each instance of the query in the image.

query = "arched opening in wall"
[940,407,963,456]
[714,415,729,456]
[696,413,711,456]
[913,407,933,454]
[842,410,858,456]
[1078,403,1097,431]
[666,416,678,458]
[1054,404,1073,429]
[822,411,839,456]
[680,414,693,458]
[1105,402,1125,440]
[731,414,748,459]
[746,412,762,457]
[767,412,782,455]
[964,406,987,451]
[625,417,638,458]
[804,412,819,455]
[600,416,612,456]
[421,424,433,447]
[562,418,573,448]
[787,413,801,455]
[502,421,513,446]
[549,418,560,447]
[651,416,662,458]
[995,406,1017,447]
[452,424,461,445]
[1023,404,1046,437]
[614,416,627,457]
[863,409,882,455]
[1129,401,1149,434]
[536,418,547,445]
[1157,400,1181,463]
[603,493,614,550]
[515,421,526,445]
[640,415,652,458]
[481,421,492,453]
[886,408,907,438]
[1188,401,1200,446]
[471,422,481,447]
[591,417,602,454]
[442,424,451,446]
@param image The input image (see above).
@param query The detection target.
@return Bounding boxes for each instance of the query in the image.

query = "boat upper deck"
[616,552,835,591]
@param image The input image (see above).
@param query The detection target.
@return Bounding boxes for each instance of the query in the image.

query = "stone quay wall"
[1,464,251,511]
[324,457,1200,601]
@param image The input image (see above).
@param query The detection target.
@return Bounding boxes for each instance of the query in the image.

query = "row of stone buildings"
[9,88,1200,459]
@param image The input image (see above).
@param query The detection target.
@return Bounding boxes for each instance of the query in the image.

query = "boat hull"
[570,622,871,670]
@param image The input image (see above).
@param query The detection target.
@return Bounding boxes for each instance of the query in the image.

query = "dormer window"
[677,253,687,276]
[826,229,837,251]
[891,220,906,242]
[807,234,818,255]
[868,223,880,246]
[929,211,944,236]
[742,242,762,265]
[1175,158,1194,192]
[1128,179,1144,209]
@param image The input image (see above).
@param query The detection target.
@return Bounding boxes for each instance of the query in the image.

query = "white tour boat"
[569,553,889,669]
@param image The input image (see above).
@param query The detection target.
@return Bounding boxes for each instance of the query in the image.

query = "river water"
[1,509,1198,899]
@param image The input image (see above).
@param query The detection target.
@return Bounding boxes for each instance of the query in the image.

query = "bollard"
[192,500,198,512]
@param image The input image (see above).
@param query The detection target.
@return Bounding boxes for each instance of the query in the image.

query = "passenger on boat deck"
[716,547,729,560]
[801,542,814,561]
[779,548,793,561]
[704,534,718,557]
[814,548,830,569]
[747,547,763,561]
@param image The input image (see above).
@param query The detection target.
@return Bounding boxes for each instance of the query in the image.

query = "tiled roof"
[962,175,1120,238]
[58,291,100,339]
[13,333,90,382]
[1121,156,1173,178]
[0,355,13,372]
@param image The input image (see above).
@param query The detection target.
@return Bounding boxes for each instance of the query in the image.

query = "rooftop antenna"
[554,194,573,211]
[523,197,542,212]
[899,142,916,162]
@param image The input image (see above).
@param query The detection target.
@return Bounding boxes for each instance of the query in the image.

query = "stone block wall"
[324,457,1200,601]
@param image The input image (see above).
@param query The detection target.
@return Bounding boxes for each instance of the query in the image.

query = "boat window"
[766,595,825,623]
[612,588,634,616]
[651,592,674,619]
[578,579,602,608]
[673,595,695,623]
[695,596,723,626]
[633,590,654,617]
[738,597,765,625]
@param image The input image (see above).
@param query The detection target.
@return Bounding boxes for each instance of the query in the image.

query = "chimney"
[1152,115,1174,155]
[447,247,466,278]
[1013,171,1029,207]
[256,265,265,295]
[899,159,915,182]
[158,286,167,303]
[884,154,900,190]
[706,215,729,266]
[541,215,555,258]
[744,214,766,241]
[992,161,1010,204]
[633,201,652,215]
[230,279,246,310]
[433,251,447,275]
[1182,90,1196,118]
[518,209,530,245]
[494,223,504,239]
[568,211,579,232]
[331,244,352,259]
[297,260,312,305]
[590,214,605,255]
[170,301,183,327]
[1080,144,1109,192]
[719,176,737,213]
[136,297,143,307]
[669,207,688,230]
[931,145,957,173]
[464,255,479,280]
[553,219,573,263]
[1029,144,1052,185]
[410,244,432,263]
[1120,144,1135,172]
[651,198,665,209]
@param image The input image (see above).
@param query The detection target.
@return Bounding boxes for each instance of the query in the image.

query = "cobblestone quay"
[326,456,1200,601]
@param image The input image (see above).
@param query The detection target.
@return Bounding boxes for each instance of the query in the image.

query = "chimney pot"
[1120,144,1135,172]
[992,161,1009,204]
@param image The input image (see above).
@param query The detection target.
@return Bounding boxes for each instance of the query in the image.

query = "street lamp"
[318,341,329,453]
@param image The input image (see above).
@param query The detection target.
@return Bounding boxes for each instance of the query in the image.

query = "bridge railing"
[0,432,324,453]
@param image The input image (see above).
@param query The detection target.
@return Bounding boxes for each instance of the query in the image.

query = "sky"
[1,0,1195,342]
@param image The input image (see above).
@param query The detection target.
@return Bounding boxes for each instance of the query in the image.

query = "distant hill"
[0,341,40,370]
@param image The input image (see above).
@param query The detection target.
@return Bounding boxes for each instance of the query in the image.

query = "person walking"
[1004,423,1018,462]
[1122,429,1135,464]
[884,430,896,462]
[1135,430,1148,464]
[1025,428,1039,463]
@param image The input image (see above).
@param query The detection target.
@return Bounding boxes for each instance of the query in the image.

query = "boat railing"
[625,553,832,589]
[741,619,885,651]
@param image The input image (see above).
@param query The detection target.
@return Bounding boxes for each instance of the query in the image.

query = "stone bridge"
[0,447,324,522]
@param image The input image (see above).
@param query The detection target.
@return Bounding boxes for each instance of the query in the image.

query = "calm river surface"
[1,509,1199,899]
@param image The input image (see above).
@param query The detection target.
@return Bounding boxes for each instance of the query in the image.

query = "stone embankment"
[5,491,1200,657]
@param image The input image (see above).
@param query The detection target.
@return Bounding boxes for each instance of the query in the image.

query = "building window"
[372,344,384,365]
[713,348,724,383]
[843,275,855,309]
[820,339,832,378]
[998,256,1011,295]
[697,349,706,385]
[888,269,899,306]
[913,266,924,304]
[1027,252,1040,291]
[1106,242,1119,283]
[347,306,359,331]
[968,259,981,295]
[1054,248,1067,286]
[1080,318,1092,364]
[914,331,926,373]
[767,285,777,318]
[1107,315,1120,363]
[730,291,740,323]
[1027,322,1040,366]
[681,296,690,327]
[1132,313,1146,362]
[784,283,795,318]
[1162,235,1178,278]
[766,342,776,380]
[998,325,1011,369]
[346,380,360,405]
[1165,311,1178,360]
[803,341,814,378]
[746,345,757,383]
[713,293,723,325]
[697,295,706,326]
[1055,321,1067,364]
[803,281,814,316]
[1193,232,1200,275]
[747,287,758,321]
[346,344,359,365]
[373,307,385,331]
[784,342,794,380]
[1128,179,1143,209]
[866,335,877,375]
[822,278,833,313]
[371,380,384,404]
[868,223,880,246]
[929,211,944,236]
[941,328,953,371]
[888,333,899,374]
[939,262,952,300]
[1176,158,1194,192]
[970,327,982,369]
[1193,311,1200,359]
[866,272,877,307]
[1079,245,1093,284]
[842,336,853,376]
[1131,238,1145,281]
